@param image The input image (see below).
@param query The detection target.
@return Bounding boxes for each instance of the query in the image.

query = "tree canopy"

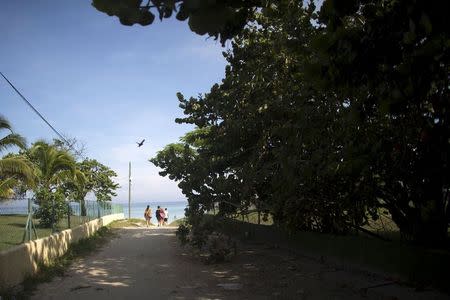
[92,0,261,44]
[2,135,120,225]
[71,158,120,202]
[0,116,35,198]
[97,0,449,245]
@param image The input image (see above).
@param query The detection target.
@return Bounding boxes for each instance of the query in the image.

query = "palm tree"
[0,116,34,198]
[29,141,82,192]
[29,141,85,228]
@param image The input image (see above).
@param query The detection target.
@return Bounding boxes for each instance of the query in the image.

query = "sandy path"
[30,227,448,300]
[31,227,221,299]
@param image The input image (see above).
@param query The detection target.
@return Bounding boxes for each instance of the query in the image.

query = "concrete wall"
[0,213,124,290]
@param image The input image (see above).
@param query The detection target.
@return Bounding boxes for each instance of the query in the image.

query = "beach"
[120,201,187,222]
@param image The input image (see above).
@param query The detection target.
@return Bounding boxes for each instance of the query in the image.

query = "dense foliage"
[72,159,119,202]
[1,118,120,227]
[147,0,450,246]
[64,158,120,216]
[0,116,34,198]
[92,0,260,44]
[315,0,450,244]
[26,141,83,226]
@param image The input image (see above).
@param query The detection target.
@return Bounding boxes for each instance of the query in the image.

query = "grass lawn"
[0,214,102,252]
[109,218,148,228]
[169,218,185,226]
[238,211,273,225]
[206,210,274,225]
[237,210,400,239]
[0,215,52,251]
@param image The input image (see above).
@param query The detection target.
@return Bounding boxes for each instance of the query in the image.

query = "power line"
[0,71,70,145]
[0,71,108,186]
[1,70,125,188]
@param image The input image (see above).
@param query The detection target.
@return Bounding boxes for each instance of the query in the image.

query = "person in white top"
[164,208,169,225]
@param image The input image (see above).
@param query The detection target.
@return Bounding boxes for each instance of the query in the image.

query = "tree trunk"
[80,199,87,216]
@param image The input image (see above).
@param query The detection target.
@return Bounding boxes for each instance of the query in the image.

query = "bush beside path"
[30,225,448,299]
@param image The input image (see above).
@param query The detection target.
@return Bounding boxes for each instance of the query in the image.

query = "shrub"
[176,215,237,263]
[204,231,236,263]
[34,190,67,228]
[176,222,191,245]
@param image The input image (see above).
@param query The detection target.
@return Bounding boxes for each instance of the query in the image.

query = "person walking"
[144,205,152,227]
[164,208,169,226]
[158,206,165,227]
[156,205,161,227]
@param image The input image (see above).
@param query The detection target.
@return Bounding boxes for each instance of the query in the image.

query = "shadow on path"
[30,227,449,300]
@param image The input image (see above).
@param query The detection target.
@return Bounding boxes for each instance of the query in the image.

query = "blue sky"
[0,1,228,203]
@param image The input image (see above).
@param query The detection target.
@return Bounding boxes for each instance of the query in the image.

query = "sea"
[120,201,188,222]
[0,199,188,222]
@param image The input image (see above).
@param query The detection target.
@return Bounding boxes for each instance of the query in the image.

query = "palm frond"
[0,157,36,186]
[0,133,27,153]
[0,177,17,198]
[29,141,77,189]
[74,169,86,185]
[0,115,13,134]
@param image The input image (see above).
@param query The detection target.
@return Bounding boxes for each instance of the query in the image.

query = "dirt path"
[30,227,448,300]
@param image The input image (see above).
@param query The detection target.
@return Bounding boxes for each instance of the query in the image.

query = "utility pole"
[128,161,131,219]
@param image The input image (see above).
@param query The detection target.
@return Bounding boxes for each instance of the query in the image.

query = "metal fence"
[0,198,123,251]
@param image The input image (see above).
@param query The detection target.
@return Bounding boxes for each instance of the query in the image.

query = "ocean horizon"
[0,199,189,222]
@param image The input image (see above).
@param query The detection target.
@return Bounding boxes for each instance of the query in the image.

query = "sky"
[0,1,228,203]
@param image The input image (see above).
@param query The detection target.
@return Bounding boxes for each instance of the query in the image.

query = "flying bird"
[136,139,145,147]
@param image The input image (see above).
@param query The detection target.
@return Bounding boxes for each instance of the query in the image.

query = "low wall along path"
[0,213,124,289]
